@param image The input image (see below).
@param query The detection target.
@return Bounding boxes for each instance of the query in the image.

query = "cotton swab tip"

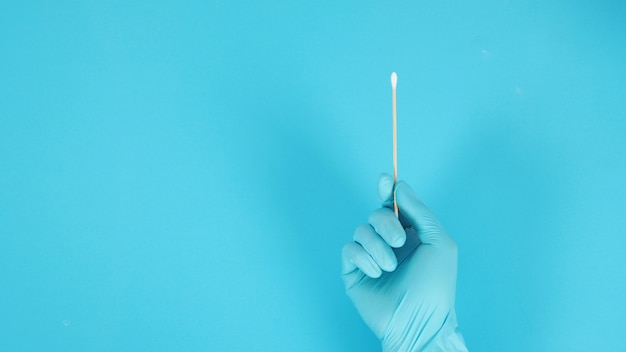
[391,72,397,89]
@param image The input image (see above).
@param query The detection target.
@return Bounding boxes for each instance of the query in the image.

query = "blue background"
[1,1,625,351]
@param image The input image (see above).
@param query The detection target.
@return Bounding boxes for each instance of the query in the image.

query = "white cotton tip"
[391,72,397,89]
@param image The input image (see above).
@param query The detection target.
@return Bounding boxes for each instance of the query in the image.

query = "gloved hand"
[342,174,468,352]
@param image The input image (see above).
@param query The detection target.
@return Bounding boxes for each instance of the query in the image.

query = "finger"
[368,207,406,248]
[377,173,395,207]
[395,181,452,245]
[353,224,397,272]
[341,242,383,278]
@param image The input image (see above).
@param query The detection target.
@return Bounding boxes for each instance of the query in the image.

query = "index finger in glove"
[377,173,395,208]
[368,207,406,248]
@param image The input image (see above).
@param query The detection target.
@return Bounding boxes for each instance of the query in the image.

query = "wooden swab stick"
[391,72,398,217]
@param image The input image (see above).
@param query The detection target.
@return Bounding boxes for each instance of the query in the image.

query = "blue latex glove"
[342,174,468,351]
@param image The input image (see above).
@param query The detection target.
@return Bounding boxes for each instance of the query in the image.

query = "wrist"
[422,325,468,352]
[381,311,468,352]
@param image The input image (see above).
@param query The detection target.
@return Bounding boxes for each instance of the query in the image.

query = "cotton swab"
[391,72,398,217]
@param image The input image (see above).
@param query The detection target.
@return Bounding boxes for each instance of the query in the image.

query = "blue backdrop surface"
[1,1,626,351]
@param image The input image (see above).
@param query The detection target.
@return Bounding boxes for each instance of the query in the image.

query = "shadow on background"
[431,115,559,351]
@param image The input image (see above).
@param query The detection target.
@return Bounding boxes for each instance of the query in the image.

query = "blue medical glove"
[342,174,468,352]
